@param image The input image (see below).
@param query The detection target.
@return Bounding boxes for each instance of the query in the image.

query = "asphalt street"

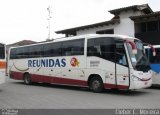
[0,77,160,109]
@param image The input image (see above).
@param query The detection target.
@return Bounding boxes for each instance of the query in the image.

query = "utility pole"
[47,6,52,40]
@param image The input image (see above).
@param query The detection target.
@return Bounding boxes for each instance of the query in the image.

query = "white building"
[56,4,160,45]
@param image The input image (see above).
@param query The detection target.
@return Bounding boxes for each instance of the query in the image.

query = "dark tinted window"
[0,44,5,59]
[10,39,85,59]
[147,21,158,32]
[141,23,147,32]
[22,47,30,58]
[27,45,43,58]
[62,39,84,56]
[10,48,16,59]
[115,42,128,66]
[10,45,43,59]
[149,48,160,64]
[16,47,25,59]
[96,29,114,34]
[87,37,115,62]
[43,42,62,57]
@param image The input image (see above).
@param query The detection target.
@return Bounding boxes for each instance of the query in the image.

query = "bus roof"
[10,34,138,49]
[145,45,160,49]
[53,34,136,42]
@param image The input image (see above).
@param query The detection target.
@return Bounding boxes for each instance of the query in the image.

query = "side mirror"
[148,45,156,56]
[126,40,137,54]
[153,50,156,56]
[132,49,137,54]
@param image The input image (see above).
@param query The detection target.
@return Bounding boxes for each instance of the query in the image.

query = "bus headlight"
[132,75,141,81]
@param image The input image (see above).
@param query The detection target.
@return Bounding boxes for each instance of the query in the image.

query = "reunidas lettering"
[28,58,66,67]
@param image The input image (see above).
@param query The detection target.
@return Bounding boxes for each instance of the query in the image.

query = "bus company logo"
[70,57,79,67]
[28,58,66,68]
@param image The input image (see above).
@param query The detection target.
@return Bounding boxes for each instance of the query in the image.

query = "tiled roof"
[55,19,120,35]
[130,11,160,20]
[109,4,153,15]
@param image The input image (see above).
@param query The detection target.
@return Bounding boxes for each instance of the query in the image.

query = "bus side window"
[0,44,5,59]
[87,46,99,56]
[100,44,115,61]
[10,48,17,59]
[62,39,84,56]
[87,37,115,62]
[16,48,24,59]
[43,42,62,57]
[28,45,43,58]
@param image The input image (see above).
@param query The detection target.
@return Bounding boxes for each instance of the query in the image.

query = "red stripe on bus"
[10,71,88,87]
[31,74,88,86]
[10,71,129,90]
[10,71,23,80]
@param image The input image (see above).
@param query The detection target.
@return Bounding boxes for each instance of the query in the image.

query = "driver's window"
[116,42,128,66]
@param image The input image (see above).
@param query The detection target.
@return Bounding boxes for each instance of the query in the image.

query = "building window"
[140,21,159,33]
[141,23,147,32]
[147,21,158,32]
[96,29,114,34]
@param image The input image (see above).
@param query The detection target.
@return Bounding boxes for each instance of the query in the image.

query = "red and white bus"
[8,34,152,92]
[0,43,6,84]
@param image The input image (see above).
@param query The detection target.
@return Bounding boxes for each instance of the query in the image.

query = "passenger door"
[115,41,129,89]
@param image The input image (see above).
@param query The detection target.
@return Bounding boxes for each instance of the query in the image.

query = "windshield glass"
[127,40,150,72]
[0,43,5,59]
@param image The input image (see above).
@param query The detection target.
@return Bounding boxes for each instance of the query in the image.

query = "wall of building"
[114,10,144,37]
[76,10,144,37]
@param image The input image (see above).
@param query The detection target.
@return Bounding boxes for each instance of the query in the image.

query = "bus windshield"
[127,40,150,72]
[0,43,5,59]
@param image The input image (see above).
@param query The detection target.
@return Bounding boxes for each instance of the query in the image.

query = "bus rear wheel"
[89,77,104,93]
[24,73,32,85]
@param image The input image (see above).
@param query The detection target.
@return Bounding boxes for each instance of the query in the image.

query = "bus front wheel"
[89,77,104,93]
[24,73,32,85]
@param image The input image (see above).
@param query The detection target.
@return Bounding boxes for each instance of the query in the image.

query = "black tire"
[89,77,104,93]
[24,73,32,85]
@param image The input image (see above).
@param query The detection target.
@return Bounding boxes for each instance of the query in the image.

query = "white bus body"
[8,34,152,92]
[0,43,6,84]
[145,45,160,85]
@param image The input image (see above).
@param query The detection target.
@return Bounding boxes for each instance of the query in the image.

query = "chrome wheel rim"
[92,80,100,90]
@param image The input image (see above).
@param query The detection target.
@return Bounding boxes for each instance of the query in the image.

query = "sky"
[0,0,160,44]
